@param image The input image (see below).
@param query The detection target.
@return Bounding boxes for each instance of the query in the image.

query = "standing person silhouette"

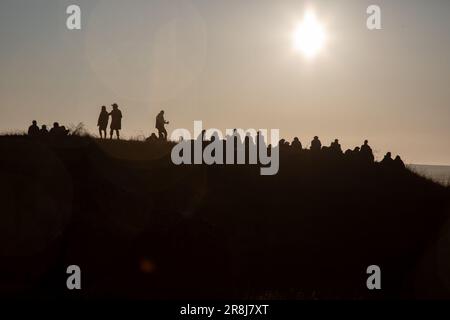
[97,106,109,139]
[28,120,40,137]
[109,103,122,140]
[155,110,169,140]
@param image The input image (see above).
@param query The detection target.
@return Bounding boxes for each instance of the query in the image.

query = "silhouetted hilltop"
[0,135,449,299]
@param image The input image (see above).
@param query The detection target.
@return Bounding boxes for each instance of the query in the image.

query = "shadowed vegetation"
[0,135,449,299]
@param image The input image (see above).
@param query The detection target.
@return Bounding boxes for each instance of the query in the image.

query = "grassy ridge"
[0,135,449,299]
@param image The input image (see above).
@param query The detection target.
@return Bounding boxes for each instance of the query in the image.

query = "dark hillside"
[0,135,449,299]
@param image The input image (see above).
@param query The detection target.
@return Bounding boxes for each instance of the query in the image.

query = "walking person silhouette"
[155,110,169,140]
[109,103,122,140]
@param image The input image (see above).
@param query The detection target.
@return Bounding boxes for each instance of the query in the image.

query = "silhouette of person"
[60,125,69,136]
[381,152,394,167]
[344,149,352,157]
[49,122,60,136]
[310,136,322,152]
[291,137,302,150]
[146,133,158,143]
[28,120,40,137]
[360,140,374,162]
[279,139,290,150]
[330,139,342,154]
[156,110,169,140]
[109,103,122,140]
[97,106,109,139]
[40,125,48,135]
[394,155,405,169]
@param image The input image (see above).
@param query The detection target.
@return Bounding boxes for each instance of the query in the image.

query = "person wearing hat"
[109,103,122,140]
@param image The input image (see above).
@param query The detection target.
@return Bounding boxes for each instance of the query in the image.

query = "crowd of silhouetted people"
[28,120,69,137]
[97,104,172,141]
[276,135,405,168]
[26,105,405,169]
[97,104,169,141]
[172,131,406,169]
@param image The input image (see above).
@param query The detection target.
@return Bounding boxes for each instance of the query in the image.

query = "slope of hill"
[408,164,450,186]
[0,135,449,299]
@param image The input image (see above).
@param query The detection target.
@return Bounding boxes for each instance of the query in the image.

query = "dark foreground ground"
[0,135,449,299]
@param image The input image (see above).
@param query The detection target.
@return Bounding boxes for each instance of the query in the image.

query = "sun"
[293,10,326,58]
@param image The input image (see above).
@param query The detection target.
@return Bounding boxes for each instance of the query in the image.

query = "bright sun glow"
[293,11,326,58]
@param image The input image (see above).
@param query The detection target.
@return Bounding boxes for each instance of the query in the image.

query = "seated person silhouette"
[330,139,342,154]
[156,110,169,140]
[360,140,374,162]
[40,125,49,135]
[394,155,406,169]
[310,136,322,152]
[291,137,302,150]
[49,122,69,137]
[381,152,394,167]
[353,147,361,159]
[344,149,352,157]
[28,120,40,137]
[109,103,122,140]
[146,133,158,142]
[49,122,61,135]
[97,105,109,139]
[60,126,69,136]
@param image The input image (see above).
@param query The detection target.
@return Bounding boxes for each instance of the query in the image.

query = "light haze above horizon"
[1,0,449,165]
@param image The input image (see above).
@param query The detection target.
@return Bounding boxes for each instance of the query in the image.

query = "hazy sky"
[1,0,449,164]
